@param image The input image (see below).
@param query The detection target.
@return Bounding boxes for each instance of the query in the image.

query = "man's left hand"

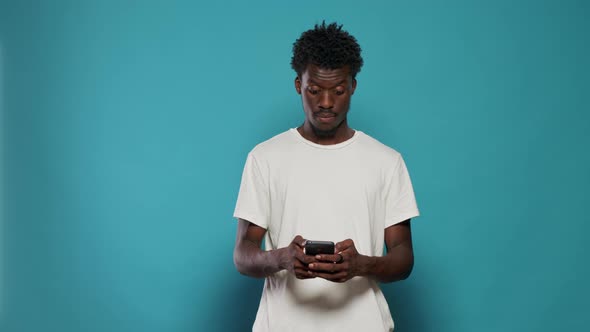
[307,239,366,283]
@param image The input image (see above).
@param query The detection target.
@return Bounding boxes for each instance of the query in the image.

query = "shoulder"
[355,131,403,164]
[248,129,297,160]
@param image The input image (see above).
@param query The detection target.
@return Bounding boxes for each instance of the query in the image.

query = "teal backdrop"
[1,1,589,331]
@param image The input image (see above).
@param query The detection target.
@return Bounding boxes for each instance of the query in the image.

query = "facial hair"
[310,114,345,138]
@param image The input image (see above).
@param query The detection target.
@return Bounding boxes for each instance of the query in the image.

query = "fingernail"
[309,264,315,269]
[315,255,321,259]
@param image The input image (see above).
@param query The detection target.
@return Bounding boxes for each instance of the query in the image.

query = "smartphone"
[304,240,335,256]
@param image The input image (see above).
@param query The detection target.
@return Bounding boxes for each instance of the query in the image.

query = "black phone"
[304,240,335,256]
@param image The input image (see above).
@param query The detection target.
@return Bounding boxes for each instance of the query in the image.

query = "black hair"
[291,21,363,78]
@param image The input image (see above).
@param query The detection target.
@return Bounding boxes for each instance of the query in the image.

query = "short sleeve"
[384,155,420,228]
[233,152,270,229]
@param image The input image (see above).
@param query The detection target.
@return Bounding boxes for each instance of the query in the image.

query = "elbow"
[233,249,247,275]
[399,260,414,280]
[234,264,249,277]
[234,248,258,277]
[399,253,414,280]
[387,253,413,283]
[378,257,414,284]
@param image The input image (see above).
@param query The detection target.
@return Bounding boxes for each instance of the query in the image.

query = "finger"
[335,238,354,252]
[295,252,316,265]
[295,268,315,279]
[315,254,343,263]
[308,262,345,273]
[292,235,307,247]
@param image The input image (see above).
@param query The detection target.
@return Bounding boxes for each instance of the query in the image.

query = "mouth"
[314,112,337,124]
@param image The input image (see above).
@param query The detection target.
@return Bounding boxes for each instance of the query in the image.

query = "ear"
[350,78,357,95]
[295,76,302,94]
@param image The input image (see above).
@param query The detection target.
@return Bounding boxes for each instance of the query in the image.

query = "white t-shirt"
[234,128,420,332]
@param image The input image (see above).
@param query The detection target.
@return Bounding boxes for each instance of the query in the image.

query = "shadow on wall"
[205,276,263,330]
[382,280,431,332]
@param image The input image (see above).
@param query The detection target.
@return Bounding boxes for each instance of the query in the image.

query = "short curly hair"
[291,21,363,78]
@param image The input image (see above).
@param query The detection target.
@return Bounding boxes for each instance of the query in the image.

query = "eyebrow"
[307,79,347,89]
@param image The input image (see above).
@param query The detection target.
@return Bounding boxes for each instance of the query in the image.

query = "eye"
[334,88,345,96]
[307,87,319,95]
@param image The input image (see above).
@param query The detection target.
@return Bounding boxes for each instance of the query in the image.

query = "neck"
[297,120,354,145]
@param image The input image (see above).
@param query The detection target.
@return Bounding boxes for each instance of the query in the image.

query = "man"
[233,22,419,332]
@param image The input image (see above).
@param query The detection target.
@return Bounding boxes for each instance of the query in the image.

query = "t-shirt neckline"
[289,128,361,150]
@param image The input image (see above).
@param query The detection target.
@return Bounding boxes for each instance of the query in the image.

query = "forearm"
[360,244,414,283]
[234,239,286,278]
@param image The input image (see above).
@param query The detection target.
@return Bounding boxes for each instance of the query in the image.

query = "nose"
[319,90,334,109]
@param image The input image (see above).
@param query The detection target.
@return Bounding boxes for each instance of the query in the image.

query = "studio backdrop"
[1,1,588,331]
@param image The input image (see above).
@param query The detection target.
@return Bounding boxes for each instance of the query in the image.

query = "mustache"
[314,110,336,117]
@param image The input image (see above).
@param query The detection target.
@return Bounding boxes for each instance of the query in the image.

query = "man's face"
[295,64,357,137]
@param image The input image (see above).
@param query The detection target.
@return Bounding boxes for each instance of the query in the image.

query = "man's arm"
[233,218,316,279]
[308,219,414,283]
[361,219,414,283]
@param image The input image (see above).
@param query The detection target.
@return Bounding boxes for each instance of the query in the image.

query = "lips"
[315,111,336,118]
[315,114,336,124]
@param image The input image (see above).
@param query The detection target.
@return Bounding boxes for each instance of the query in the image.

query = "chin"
[311,122,340,138]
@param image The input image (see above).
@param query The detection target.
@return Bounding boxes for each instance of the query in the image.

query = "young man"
[233,22,420,332]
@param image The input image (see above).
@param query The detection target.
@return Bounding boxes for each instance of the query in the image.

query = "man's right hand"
[280,235,316,279]
[234,220,317,279]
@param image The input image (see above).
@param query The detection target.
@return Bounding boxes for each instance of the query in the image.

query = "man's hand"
[235,219,413,282]
[280,236,317,279]
[307,238,366,283]
[235,220,317,278]
[304,220,415,283]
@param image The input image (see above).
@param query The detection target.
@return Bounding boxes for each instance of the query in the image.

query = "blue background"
[1,1,589,331]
